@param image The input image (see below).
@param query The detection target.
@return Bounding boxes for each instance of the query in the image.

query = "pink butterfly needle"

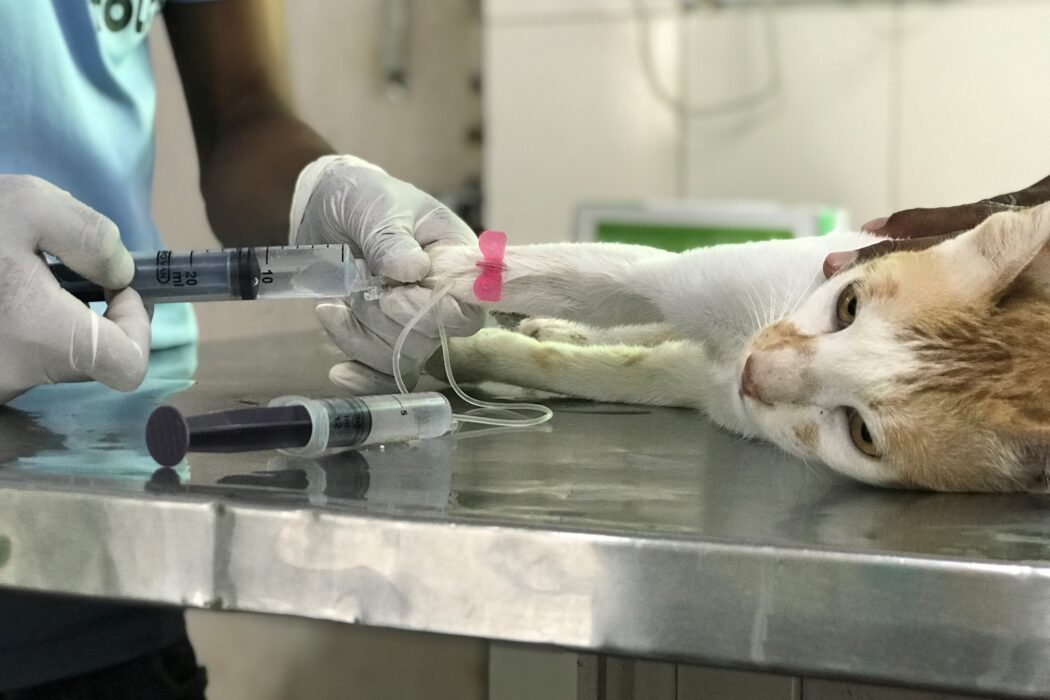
[473,230,507,302]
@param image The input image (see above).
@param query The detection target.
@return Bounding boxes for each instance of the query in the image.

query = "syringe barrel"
[52,244,375,304]
[254,245,375,299]
[52,249,260,303]
[270,393,454,456]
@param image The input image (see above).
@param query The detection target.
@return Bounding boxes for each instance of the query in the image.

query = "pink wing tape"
[473,230,507,302]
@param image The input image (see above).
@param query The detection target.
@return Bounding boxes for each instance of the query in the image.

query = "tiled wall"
[485,0,1050,243]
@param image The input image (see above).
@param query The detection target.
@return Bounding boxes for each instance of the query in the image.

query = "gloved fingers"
[414,202,478,248]
[378,285,486,338]
[347,292,447,355]
[313,174,432,283]
[20,178,133,289]
[315,302,437,376]
[43,287,150,392]
[103,288,155,323]
[363,226,431,284]
[96,287,152,389]
[328,360,415,395]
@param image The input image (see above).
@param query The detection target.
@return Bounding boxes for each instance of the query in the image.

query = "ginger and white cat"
[426,204,1050,493]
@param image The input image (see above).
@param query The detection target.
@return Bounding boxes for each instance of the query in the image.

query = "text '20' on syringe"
[49,244,383,303]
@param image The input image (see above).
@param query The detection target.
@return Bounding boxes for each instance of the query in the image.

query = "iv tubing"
[392,284,553,429]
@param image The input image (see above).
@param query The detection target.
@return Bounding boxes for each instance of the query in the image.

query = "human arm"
[823,174,1050,276]
[163,0,332,246]
[164,0,484,391]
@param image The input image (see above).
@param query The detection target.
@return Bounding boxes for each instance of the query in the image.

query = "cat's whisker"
[767,285,777,326]
[782,274,808,319]
[747,294,764,333]
[741,279,765,333]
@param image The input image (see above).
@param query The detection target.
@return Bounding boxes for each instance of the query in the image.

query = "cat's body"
[425,207,1050,493]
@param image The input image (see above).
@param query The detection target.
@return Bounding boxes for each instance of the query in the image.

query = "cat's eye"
[847,409,881,459]
[835,283,860,328]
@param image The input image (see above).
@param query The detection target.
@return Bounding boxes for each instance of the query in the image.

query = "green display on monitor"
[594,222,794,252]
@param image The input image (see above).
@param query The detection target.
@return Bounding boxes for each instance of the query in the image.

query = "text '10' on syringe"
[49,244,384,303]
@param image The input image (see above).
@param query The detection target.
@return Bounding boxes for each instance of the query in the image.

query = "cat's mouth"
[737,385,771,429]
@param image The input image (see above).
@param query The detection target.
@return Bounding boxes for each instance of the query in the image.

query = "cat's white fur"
[424,205,1050,492]
[425,231,906,483]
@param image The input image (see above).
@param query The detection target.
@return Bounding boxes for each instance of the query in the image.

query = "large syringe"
[50,244,381,303]
[145,393,455,466]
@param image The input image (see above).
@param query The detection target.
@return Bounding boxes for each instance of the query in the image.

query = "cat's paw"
[517,318,592,345]
[425,328,518,384]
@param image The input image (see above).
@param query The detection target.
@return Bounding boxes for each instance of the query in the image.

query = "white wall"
[484,0,1050,243]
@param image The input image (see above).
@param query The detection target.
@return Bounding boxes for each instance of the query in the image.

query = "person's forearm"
[162,0,334,247]
[200,107,334,247]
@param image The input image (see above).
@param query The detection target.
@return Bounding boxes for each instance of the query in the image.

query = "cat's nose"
[741,355,765,403]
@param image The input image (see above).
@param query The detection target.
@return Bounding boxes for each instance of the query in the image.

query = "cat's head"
[740,203,1050,492]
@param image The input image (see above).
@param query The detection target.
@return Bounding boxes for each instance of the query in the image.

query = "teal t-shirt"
[0,0,198,349]
[0,0,209,690]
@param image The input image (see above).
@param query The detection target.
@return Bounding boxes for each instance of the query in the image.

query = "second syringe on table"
[50,244,383,303]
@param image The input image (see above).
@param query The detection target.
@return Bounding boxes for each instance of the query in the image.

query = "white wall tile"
[682,6,893,225]
[284,0,481,192]
[485,15,680,242]
[896,3,1050,211]
[487,1,1050,239]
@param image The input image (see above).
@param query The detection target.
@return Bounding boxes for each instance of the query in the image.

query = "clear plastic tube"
[392,285,553,429]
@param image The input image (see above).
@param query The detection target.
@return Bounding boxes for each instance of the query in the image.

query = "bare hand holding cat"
[823,173,1050,277]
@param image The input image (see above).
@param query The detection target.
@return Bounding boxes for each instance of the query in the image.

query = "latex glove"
[0,175,151,404]
[290,155,485,393]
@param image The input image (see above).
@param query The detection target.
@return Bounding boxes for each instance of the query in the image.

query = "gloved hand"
[0,175,151,404]
[290,155,485,393]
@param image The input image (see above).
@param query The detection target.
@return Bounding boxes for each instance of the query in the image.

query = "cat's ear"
[937,202,1050,299]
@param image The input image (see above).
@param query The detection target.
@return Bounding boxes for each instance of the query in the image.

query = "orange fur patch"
[859,250,1050,491]
[752,320,815,357]
[793,422,819,450]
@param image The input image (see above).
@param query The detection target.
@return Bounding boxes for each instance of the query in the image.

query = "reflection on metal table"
[0,333,1048,698]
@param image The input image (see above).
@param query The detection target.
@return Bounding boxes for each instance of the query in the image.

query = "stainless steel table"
[1,333,1048,698]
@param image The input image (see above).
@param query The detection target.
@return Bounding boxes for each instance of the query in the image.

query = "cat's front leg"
[435,328,711,409]
[517,319,683,347]
[427,242,675,326]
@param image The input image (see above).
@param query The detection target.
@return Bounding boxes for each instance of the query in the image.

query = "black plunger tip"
[146,405,191,467]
